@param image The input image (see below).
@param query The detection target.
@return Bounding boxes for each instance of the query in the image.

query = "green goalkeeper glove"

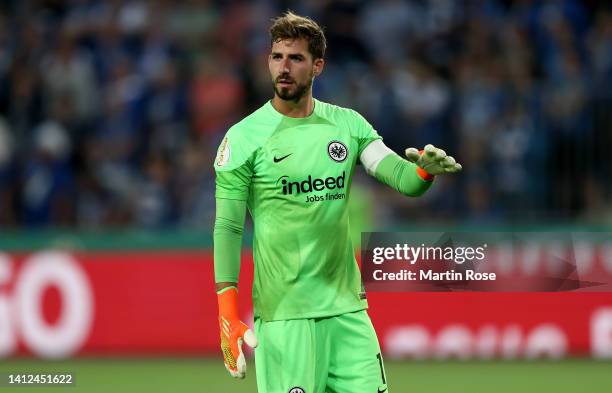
[405,144,462,176]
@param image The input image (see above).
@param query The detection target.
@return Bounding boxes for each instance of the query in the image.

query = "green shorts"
[254,310,389,393]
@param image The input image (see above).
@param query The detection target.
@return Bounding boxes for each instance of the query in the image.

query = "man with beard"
[213,11,461,393]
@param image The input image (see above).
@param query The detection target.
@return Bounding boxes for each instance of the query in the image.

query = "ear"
[313,58,325,77]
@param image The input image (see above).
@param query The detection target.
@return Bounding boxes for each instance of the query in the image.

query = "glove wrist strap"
[416,166,434,181]
[217,286,240,320]
[416,149,434,181]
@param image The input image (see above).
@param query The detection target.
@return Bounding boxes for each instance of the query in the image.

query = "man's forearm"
[359,140,433,197]
[373,153,433,197]
[214,198,247,285]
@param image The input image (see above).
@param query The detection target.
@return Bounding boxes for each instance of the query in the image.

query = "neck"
[271,93,314,118]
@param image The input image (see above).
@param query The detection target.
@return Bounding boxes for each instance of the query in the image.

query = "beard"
[273,74,313,102]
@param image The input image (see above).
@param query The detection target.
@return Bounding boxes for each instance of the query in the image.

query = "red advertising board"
[1,250,612,359]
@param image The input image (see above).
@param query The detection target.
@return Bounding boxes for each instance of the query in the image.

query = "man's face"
[269,38,323,101]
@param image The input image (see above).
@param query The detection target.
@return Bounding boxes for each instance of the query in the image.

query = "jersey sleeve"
[374,153,433,197]
[214,198,246,283]
[348,109,383,157]
[214,128,256,201]
[213,127,257,284]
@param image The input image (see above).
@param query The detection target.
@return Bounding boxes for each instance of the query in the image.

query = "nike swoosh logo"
[378,388,387,393]
[273,154,292,163]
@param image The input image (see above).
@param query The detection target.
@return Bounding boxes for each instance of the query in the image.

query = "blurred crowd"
[0,0,611,230]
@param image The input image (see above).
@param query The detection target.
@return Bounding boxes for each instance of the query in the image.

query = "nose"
[280,57,291,73]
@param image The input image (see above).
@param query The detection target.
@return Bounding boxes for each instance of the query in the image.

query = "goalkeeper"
[213,11,461,393]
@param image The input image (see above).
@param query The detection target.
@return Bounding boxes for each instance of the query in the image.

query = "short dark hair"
[269,11,326,59]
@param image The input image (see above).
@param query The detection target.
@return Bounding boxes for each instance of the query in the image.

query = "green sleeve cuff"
[374,153,433,197]
[216,285,238,295]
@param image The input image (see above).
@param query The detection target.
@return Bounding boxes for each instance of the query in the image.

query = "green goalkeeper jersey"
[214,99,381,321]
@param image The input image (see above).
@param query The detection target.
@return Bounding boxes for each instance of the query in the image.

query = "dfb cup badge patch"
[327,140,348,163]
[216,136,230,167]
[288,387,305,393]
